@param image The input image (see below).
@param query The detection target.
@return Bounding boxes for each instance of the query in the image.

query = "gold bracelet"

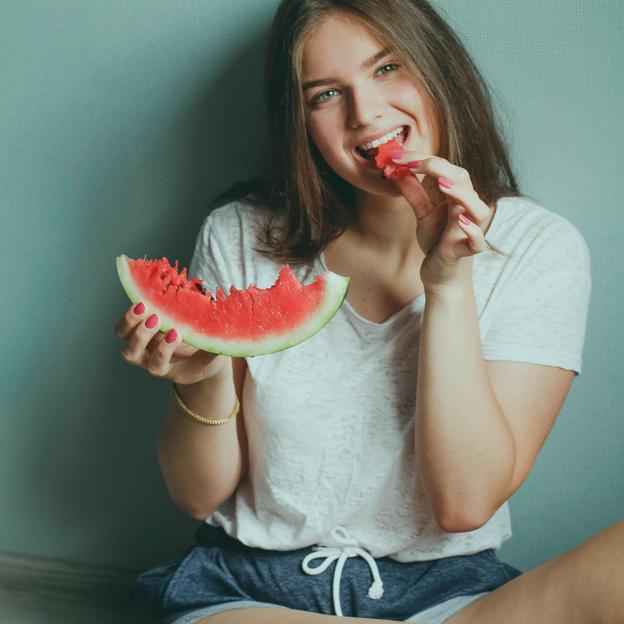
[172,383,240,425]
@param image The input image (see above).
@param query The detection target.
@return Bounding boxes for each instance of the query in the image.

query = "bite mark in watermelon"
[374,139,412,180]
[116,255,350,357]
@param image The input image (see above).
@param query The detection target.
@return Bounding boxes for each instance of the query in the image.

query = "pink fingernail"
[458,213,472,225]
[145,314,158,329]
[406,160,422,168]
[165,329,177,344]
[389,151,404,159]
[439,176,453,188]
[133,302,145,315]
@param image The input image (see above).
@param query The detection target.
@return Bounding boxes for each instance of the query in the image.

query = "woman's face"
[301,14,441,198]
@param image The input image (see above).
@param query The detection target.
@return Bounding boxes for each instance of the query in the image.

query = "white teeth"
[359,126,404,151]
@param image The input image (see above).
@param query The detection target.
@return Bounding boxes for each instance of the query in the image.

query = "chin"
[326,162,406,200]
[352,176,405,199]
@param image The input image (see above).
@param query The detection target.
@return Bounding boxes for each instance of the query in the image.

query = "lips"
[353,126,410,167]
[354,126,409,162]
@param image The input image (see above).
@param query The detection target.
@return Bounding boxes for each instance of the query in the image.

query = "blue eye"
[309,62,400,105]
[378,63,399,75]
[312,89,339,104]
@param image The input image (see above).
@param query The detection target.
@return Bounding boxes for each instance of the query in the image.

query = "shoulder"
[489,195,590,271]
[200,197,274,245]
[192,196,292,289]
[480,197,591,375]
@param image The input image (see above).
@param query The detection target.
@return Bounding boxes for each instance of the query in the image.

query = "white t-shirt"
[188,194,591,562]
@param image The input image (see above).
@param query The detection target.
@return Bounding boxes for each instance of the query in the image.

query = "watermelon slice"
[115,255,350,357]
[374,139,412,180]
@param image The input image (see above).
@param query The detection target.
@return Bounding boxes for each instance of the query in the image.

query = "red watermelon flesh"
[374,139,412,180]
[116,255,350,357]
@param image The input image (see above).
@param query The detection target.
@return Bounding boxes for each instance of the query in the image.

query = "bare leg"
[198,607,415,623]
[197,520,624,623]
[448,519,624,624]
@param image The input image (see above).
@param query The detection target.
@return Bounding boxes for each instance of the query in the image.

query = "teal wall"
[1,1,622,573]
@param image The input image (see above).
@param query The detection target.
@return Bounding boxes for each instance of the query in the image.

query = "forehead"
[301,14,386,76]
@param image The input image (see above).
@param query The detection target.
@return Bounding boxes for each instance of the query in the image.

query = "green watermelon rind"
[116,255,350,358]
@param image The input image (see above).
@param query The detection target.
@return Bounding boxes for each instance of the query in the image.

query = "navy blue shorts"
[133,524,522,623]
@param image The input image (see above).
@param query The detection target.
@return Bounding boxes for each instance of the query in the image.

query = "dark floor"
[0,552,150,624]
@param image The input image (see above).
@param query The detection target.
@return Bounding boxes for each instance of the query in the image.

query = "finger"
[145,330,167,357]
[389,150,432,175]
[394,173,444,221]
[456,212,488,254]
[436,178,491,225]
[394,154,485,222]
[170,343,202,362]
[435,205,484,263]
[145,328,179,378]
[392,154,471,185]
[121,313,161,365]
[187,348,222,372]
[115,302,148,340]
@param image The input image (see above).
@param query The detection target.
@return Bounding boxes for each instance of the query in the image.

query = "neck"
[348,188,422,260]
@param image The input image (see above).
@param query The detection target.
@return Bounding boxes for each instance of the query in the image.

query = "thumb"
[188,348,222,371]
[394,174,444,222]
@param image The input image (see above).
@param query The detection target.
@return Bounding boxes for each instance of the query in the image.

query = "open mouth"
[355,126,409,162]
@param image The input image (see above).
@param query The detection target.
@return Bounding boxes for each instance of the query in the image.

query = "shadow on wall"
[16,29,271,571]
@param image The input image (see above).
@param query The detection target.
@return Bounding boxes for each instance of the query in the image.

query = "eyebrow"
[302,47,391,91]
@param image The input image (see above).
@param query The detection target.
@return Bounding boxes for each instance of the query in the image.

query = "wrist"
[175,355,232,388]
[423,263,474,300]
[173,380,239,426]
[176,359,233,398]
[171,369,236,427]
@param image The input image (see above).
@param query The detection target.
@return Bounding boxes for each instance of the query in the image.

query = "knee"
[565,520,624,620]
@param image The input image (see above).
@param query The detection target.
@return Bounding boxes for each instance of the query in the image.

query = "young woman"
[115,1,623,622]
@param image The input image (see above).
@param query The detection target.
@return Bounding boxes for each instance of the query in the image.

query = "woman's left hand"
[392,153,492,289]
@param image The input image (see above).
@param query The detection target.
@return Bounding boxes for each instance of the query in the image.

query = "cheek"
[416,95,441,150]
[308,115,337,145]
[306,117,324,149]
[397,80,440,145]
[307,117,346,164]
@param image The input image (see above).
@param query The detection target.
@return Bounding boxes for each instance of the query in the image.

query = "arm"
[393,155,587,534]
[416,262,574,532]
[157,357,249,520]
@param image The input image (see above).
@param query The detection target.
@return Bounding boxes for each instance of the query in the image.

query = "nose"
[347,85,384,129]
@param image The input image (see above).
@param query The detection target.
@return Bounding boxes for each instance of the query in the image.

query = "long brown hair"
[212,0,520,266]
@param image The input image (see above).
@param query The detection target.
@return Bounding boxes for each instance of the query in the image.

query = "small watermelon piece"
[116,255,350,357]
[374,139,412,180]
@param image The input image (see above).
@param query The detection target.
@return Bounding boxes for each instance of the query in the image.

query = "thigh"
[447,520,624,624]
[198,606,401,623]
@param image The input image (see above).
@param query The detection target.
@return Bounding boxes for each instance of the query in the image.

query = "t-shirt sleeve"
[482,219,591,376]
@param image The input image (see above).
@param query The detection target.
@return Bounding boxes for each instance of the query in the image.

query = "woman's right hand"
[114,302,230,385]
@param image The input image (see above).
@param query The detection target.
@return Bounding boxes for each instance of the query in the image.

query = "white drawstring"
[301,526,384,617]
